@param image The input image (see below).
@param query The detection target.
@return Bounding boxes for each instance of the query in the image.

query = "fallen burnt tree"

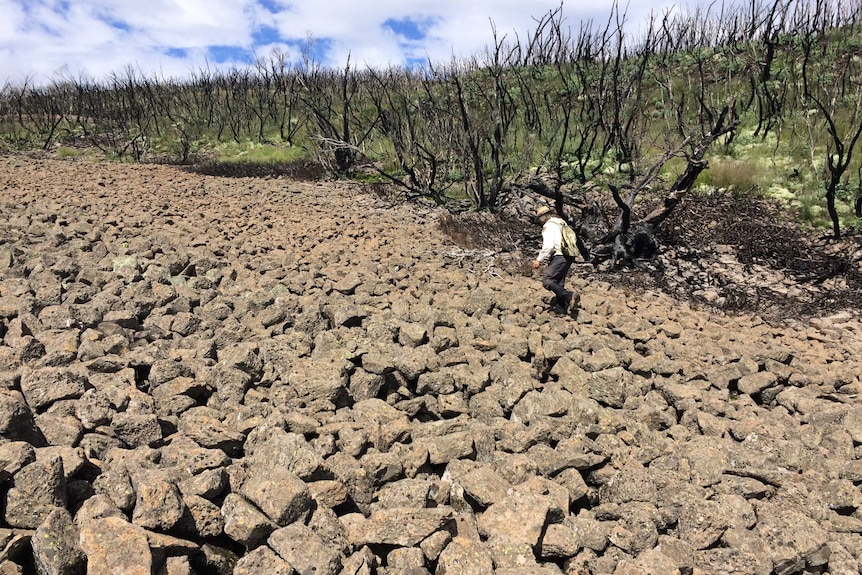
[528,105,740,268]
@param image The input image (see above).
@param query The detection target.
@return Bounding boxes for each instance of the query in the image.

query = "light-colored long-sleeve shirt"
[536,217,565,262]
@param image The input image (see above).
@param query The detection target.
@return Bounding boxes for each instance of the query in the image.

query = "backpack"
[559,220,579,258]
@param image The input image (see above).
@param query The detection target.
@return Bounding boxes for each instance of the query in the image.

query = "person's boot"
[554,292,573,316]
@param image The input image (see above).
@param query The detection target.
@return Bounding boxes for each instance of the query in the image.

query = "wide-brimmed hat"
[535,205,554,219]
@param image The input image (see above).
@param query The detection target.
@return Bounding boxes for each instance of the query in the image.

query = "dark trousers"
[542,255,573,306]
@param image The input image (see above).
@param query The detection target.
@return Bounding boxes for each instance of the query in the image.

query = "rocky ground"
[1,155,861,575]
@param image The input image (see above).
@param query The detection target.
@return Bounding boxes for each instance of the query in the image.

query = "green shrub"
[56,146,79,158]
[699,158,761,195]
[214,141,307,165]
[794,187,860,230]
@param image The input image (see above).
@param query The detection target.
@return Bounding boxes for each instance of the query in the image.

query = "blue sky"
[0,0,682,88]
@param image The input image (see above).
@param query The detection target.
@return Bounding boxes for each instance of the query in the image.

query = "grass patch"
[182,140,326,179]
[56,146,81,158]
[700,158,761,194]
[213,141,308,165]
[698,154,786,196]
[351,171,390,184]
[793,187,861,231]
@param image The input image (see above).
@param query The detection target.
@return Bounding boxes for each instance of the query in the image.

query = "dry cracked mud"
[1,155,861,575]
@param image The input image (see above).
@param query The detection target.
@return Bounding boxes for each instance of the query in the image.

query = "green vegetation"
[210,140,307,165]
[56,146,81,158]
[1,0,861,235]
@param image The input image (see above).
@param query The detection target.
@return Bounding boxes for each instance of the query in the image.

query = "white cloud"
[95,0,257,46]
[0,0,686,88]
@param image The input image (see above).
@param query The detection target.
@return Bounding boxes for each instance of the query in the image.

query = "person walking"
[532,205,579,316]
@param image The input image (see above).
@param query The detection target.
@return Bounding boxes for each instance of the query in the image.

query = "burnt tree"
[598,105,739,266]
[526,105,739,268]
